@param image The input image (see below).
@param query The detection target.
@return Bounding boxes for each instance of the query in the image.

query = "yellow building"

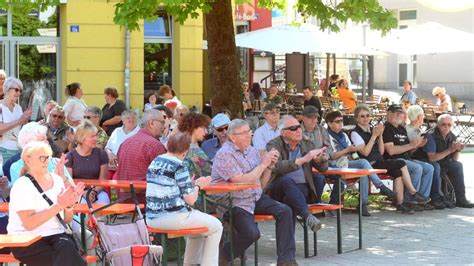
[0,0,204,116]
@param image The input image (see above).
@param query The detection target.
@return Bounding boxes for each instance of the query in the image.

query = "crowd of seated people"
[0,75,472,265]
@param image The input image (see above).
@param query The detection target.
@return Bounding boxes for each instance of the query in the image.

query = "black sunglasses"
[282,125,301,131]
[215,126,228,132]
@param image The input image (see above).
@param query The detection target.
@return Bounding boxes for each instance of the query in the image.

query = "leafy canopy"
[113,0,396,34]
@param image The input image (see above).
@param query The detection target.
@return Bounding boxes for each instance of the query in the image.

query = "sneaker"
[408,203,424,212]
[358,204,371,217]
[379,184,395,200]
[423,203,435,210]
[442,198,456,209]
[410,192,431,204]
[431,199,446,210]
[456,199,474,208]
[306,214,322,232]
[397,203,414,214]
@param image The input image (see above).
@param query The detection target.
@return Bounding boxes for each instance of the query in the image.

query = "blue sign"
[70,25,80,32]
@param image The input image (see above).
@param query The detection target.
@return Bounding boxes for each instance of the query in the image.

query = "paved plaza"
[249,152,474,265]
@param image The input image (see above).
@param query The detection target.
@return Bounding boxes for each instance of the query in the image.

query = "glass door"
[15,42,57,121]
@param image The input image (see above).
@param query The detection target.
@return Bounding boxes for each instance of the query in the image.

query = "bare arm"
[384,142,415,156]
[230,164,267,183]
[183,187,199,206]
[102,116,121,127]
[356,135,378,157]
[378,135,385,155]
[17,205,63,231]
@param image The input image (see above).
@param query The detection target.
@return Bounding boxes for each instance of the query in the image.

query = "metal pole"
[325,53,330,96]
[362,25,367,104]
[124,28,131,108]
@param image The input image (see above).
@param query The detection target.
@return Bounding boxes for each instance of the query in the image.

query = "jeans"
[222,194,295,263]
[268,176,311,219]
[147,209,223,265]
[312,174,326,202]
[443,160,467,202]
[427,161,443,200]
[347,160,370,204]
[401,159,434,201]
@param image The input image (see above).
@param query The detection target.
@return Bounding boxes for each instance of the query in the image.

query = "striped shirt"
[146,154,194,219]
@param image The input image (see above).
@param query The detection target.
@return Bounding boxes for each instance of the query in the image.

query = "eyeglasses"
[331,119,344,124]
[11,87,22,93]
[359,114,370,118]
[37,155,50,163]
[232,129,252,135]
[282,125,301,131]
[51,114,65,119]
[215,126,228,132]
[83,115,97,119]
[440,123,453,127]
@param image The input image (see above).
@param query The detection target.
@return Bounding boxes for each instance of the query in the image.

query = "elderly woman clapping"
[7,141,85,265]
[0,77,32,161]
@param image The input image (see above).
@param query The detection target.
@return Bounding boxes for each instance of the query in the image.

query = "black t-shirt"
[382,122,410,160]
[303,96,323,117]
[101,99,126,135]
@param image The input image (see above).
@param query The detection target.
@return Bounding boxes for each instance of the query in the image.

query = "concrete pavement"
[248,152,474,265]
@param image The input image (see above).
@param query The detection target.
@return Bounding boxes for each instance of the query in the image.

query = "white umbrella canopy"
[367,22,474,55]
[235,23,383,55]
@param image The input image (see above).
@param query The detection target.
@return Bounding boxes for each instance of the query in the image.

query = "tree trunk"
[205,0,243,118]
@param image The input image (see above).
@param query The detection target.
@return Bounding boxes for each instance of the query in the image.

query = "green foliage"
[113,0,396,34]
[0,1,60,12]
[296,0,397,34]
[0,6,58,80]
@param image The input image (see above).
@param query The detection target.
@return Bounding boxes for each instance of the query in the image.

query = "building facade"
[374,0,474,106]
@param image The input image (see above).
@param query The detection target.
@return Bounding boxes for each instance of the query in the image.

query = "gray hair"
[3,77,23,92]
[437,114,453,124]
[141,108,163,127]
[85,106,102,119]
[407,105,424,122]
[278,115,295,130]
[227,119,249,135]
[18,122,48,149]
[121,109,137,120]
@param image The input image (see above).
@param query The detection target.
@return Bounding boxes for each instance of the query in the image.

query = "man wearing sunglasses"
[46,106,72,153]
[253,102,281,157]
[202,113,230,161]
[265,115,329,232]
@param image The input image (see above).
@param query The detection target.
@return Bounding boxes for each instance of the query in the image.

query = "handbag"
[25,173,85,255]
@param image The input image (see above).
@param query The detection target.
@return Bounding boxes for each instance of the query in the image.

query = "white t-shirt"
[0,103,23,150]
[63,96,87,125]
[105,125,140,155]
[7,173,66,237]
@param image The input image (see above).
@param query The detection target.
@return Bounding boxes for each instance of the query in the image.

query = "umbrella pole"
[332,53,336,75]
[362,55,367,104]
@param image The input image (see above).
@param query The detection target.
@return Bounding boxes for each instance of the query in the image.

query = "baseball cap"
[387,104,404,113]
[302,106,320,118]
[212,113,231,128]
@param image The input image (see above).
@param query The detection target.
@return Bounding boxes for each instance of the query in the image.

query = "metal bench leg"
[303,220,309,258]
[177,237,182,266]
[313,231,317,256]
[337,178,342,254]
[161,234,168,266]
[254,239,258,266]
[359,179,363,250]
